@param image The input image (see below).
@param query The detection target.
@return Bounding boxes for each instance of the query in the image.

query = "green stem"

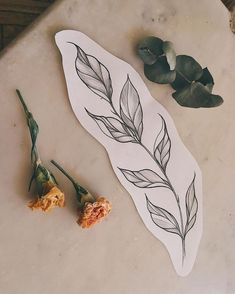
[32,146,40,166]
[51,160,87,194]
[51,160,77,184]
[16,89,30,116]
[16,89,40,166]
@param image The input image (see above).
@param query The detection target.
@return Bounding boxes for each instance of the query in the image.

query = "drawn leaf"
[86,110,136,143]
[146,196,181,236]
[71,43,113,101]
[185,174,198,234]
[120,76,143,140]
[154,115,171,170]
[119,168,169,188]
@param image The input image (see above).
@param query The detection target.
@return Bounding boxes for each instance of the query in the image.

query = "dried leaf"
[146,196,181,236]
[120,76,143,140]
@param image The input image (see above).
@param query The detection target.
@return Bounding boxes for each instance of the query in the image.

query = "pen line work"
[69,42,199,264]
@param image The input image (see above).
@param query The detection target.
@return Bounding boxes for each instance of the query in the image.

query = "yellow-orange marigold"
[28,185,65,212]
[78,197,111,228]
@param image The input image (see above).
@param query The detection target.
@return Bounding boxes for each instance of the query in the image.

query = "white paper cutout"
[55,30,202,276]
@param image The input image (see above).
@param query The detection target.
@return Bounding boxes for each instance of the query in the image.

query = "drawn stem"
[110,101,119,117]
[139,142,185,238]
[139,143,166,177]
[108,93,186,257]
[182,238,186,264]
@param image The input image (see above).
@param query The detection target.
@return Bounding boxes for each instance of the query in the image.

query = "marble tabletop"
[0,0,235,293]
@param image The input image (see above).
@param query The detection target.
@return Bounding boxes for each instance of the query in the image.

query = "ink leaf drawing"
[56,30,202,276]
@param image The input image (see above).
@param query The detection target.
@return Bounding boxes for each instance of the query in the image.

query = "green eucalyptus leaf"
[162,41,176,70]
[176,55,203,81]
[173,55,203,87]
[171,71,190,90]
[144,56,176,84]
[172,82,223,108]
[197,67,214,93]
[138,36,163,65]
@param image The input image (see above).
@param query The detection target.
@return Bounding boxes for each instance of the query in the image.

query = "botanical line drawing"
[69,42,199,263]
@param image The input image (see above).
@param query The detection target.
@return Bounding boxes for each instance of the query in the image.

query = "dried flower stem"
[16,89,65,210]
[16,89,29,114]
[51,160,89,202]
[51,160,77,186]
[16,89,40,165]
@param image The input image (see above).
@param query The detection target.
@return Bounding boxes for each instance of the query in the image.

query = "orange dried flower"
[51,160,112,228]
[78,197,112,228]
[28,185,65,212]
[16,90,65,213]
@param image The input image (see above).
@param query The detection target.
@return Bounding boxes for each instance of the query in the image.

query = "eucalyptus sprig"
[16,90,65,212]
[137,36,223,108]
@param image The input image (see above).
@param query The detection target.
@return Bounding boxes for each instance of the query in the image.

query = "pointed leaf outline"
[119,168,169,188]
[71,43,113,101]
[185,174,198,234]
[146,196,182,236]
[154,115,171,170]
[86,109,137,143]
[120,76,143,140]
